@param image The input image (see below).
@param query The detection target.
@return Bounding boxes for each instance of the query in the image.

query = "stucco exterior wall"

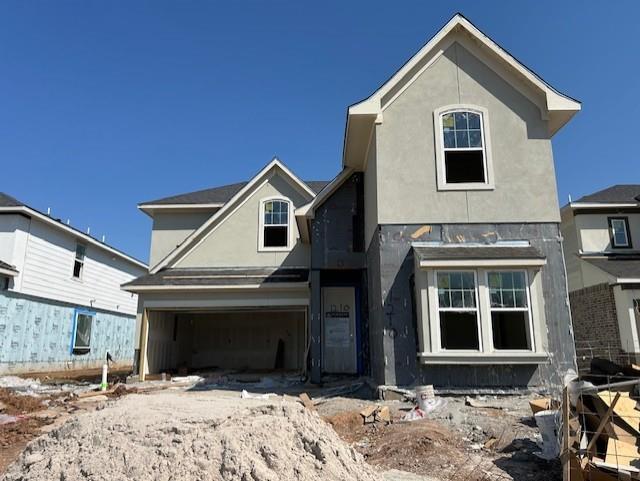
[575,213,640,253]
[374,42,560,226]
[149,210,215,267]
[560,208,584,292]
[175,173,310,268]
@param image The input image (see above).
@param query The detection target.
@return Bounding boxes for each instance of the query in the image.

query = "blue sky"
[0,2,637,263]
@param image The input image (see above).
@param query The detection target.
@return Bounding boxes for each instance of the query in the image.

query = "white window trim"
[434,270,483,353]
[485,270,536,353]
[418,265,546,364]
[434,104,495,191]
[258,196,293,252]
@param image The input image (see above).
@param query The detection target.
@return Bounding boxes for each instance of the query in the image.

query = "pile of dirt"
[3,397,379,481]
[0,389,46,416]
[326,410,492,481]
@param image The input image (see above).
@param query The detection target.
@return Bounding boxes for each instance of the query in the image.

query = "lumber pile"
[564,378,640,480]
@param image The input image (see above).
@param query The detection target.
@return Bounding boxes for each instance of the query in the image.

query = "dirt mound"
[326,410,489,480]
[3,400,379,481]
[0,389,45,416]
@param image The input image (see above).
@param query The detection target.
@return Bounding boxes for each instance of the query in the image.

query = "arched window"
[435,106,493,190]
[441,110,485,183]
[261,199,290,249]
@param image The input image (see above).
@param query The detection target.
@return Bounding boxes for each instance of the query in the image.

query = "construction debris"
[359,405,390,425]
[562,375,640,480]
[299,392,316,410]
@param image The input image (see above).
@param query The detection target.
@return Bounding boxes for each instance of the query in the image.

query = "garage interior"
[144,308,307,375]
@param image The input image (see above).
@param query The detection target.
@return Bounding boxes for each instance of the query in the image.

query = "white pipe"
[100,363,108,391]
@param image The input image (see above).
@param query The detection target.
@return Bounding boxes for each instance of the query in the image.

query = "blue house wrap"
[0,290,136,374]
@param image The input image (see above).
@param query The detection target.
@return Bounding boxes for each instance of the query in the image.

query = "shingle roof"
[582,256,640,280]
[141,180,330,206]
[414,245,545,261]
[576,185,640,204]
[122,267,309,289]
[0,192,25,207]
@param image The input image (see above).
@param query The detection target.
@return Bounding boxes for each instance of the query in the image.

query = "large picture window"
[436,271,480,350]
[488,271,532,350]
[261,199,290,249]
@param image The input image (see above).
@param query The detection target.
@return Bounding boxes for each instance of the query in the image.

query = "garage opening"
[145,308,306,375]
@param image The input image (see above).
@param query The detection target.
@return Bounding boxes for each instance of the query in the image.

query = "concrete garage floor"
[0,378,558,481]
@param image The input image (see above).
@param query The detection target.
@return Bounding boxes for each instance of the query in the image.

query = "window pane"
[443,130,456,149]
[514,289,527,308]
[461,273,475,289]
[442,113,454,129]
[438,291,450,308]
[265,212,273,224]
[454,112,468,130]
[74,313,92,349]
[264,226,287,247]
[280,210,288,224]
[512,272,526,289]
[440,311,479,350]
[444,151,486,183]
[502,272,514,289]
[73,261,82,279]
[490,288,502,307]
[75,245,85,260]
[463,290,475,309]
[265,202,274,214]
[455,130,469,148]
[468,112,481,129]
[469,130,482,148]
[450,273,463,289]
[491,311,530,350]
[437,273,450,289]
[502,290,515,308]
[451,290,463,308]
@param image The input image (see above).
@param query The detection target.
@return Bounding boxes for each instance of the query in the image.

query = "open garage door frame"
[139,306,308,380]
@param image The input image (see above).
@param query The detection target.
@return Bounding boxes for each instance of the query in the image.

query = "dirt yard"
[0,378,558,481]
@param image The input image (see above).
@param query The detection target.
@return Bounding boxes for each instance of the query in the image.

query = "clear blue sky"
[1,1,637,263]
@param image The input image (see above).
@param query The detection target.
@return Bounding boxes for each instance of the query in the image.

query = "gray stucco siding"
[375,42,560,226]
[366,222,576,390]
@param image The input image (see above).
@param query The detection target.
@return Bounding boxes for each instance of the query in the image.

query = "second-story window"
[262,199,289,249]
[73,244,86,279]
[608,217,632,248]
[441,110,486,184]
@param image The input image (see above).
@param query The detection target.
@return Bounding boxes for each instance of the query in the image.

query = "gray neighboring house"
[561,185,640,371]
[124,14,580,389]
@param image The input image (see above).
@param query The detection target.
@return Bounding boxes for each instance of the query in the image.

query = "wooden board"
[598,391,640,436]
[605,438,640,469]
[299,393,315,411]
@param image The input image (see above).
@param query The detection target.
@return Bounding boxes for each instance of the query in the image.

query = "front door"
[322,287,357,374]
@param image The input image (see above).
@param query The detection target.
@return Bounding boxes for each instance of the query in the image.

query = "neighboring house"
[124,14,580,389]
[0,192,148,374]
[561,185,640,371]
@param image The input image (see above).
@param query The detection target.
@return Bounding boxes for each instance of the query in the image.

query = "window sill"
[258,247,292,253]
[437,183,495,191]
[417,351,549,365]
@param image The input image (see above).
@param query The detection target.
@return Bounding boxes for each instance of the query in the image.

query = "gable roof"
[140,180,329,207]
[150,158,318,273]
[0,192,147,270]
[343,13,581,169]
[575,185,640,205]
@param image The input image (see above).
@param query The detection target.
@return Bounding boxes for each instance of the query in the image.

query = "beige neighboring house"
[561,185,640,370]
[124,14,580,389]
